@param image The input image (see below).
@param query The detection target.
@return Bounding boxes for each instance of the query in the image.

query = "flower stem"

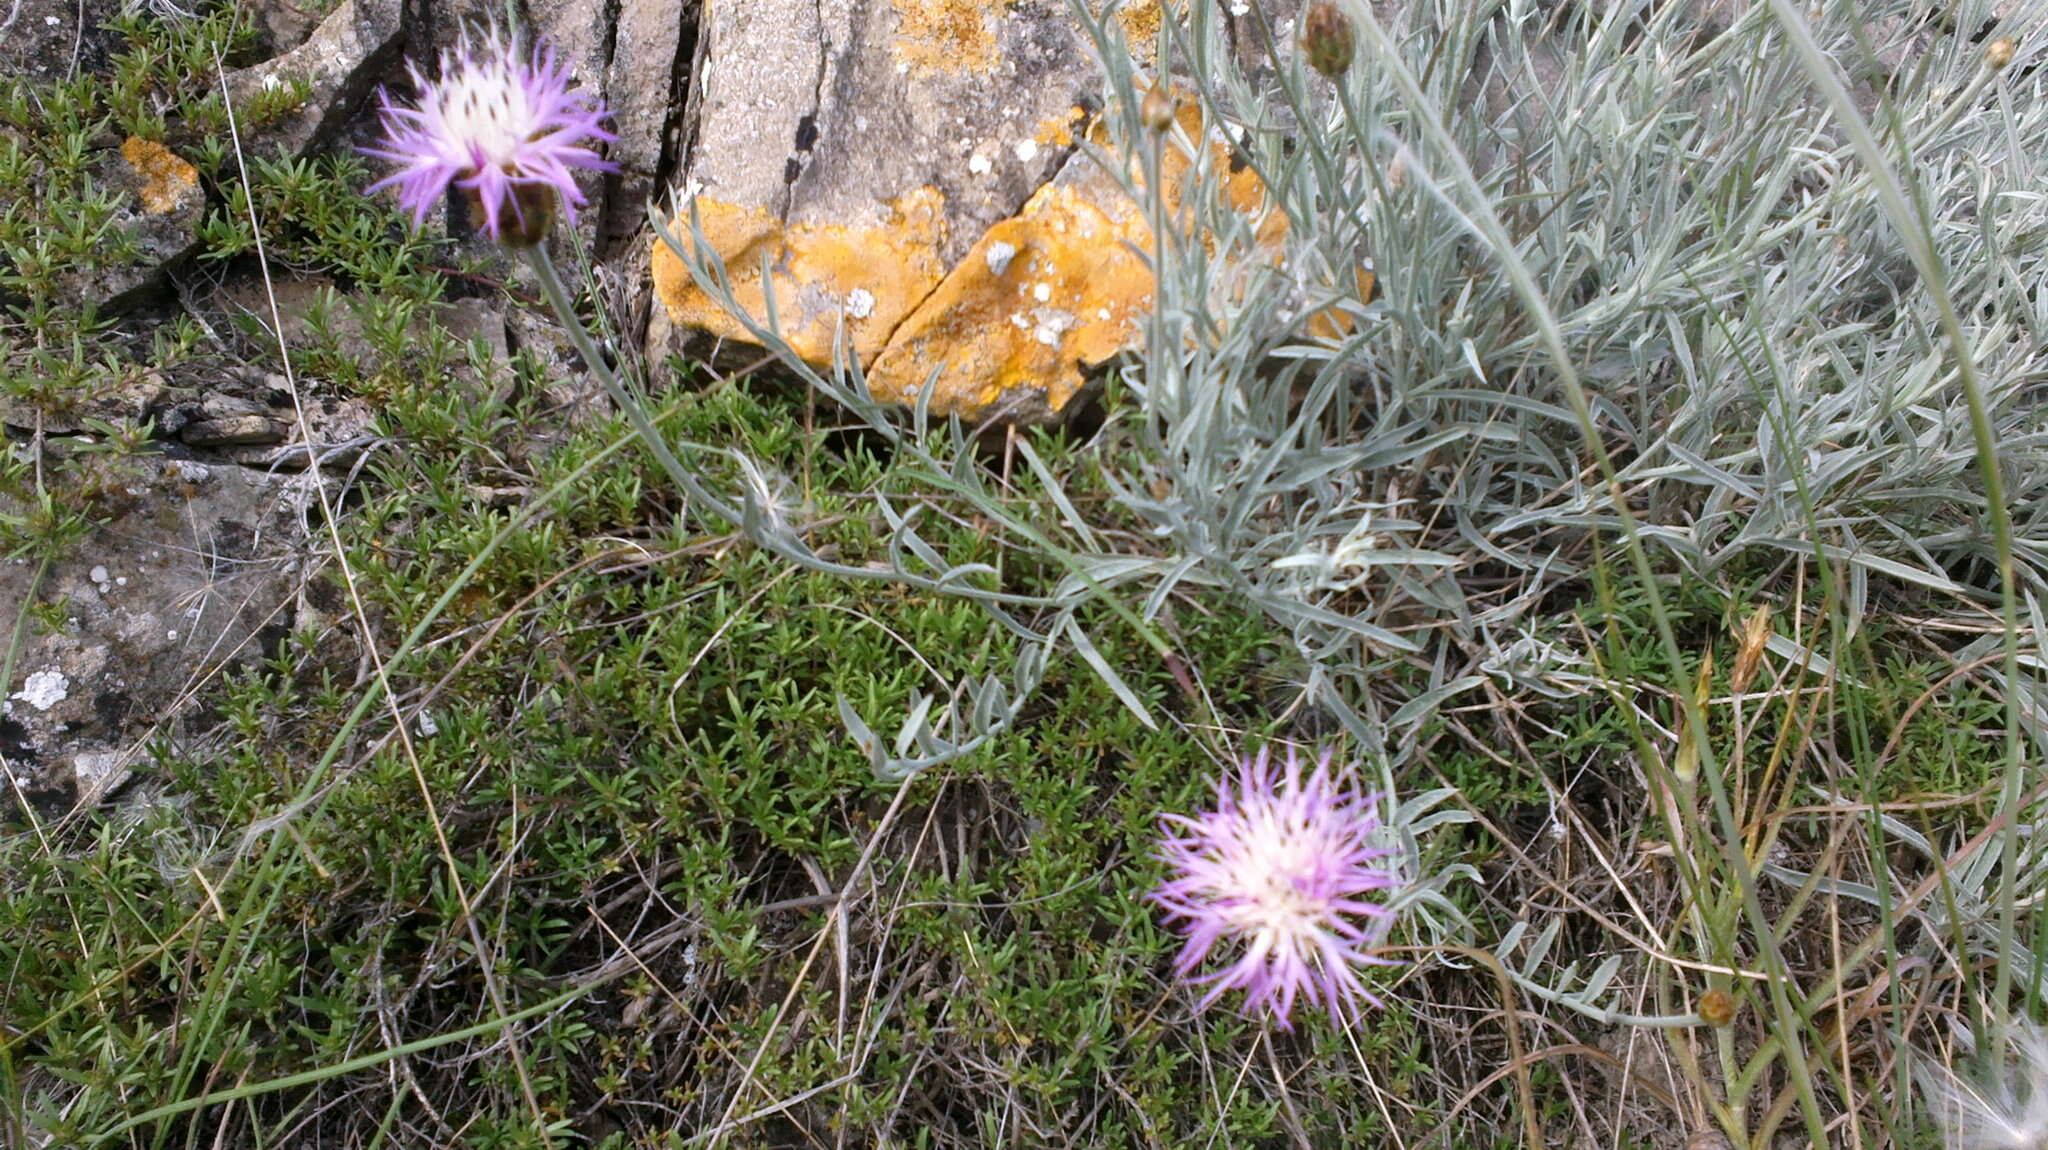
[521,243,740,525]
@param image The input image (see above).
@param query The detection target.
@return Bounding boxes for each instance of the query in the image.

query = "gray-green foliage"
[1077,0,2045,739]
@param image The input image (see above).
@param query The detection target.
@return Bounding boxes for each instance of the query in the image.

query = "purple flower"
[364,26,614,245]
[1152,747,1402,1028]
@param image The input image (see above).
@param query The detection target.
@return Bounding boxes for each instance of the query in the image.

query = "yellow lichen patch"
[866,183,1153,415]
[652,90,1382,421]
[651,188,949,363]
[1103,0,1163,60]
[889,0,998,77]
[119,137,198,215]
[1034,106,1088,148]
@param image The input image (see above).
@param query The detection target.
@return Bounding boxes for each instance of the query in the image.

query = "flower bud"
[1140,85,1175,133]
[1302,2,1354,79]
[1986,37,2016,71]
[1697,987,1736,1028]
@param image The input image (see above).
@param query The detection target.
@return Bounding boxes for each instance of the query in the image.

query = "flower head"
[365,26,613,245]
[1152,747,1402,1028]
[1919,1022,2048,1150]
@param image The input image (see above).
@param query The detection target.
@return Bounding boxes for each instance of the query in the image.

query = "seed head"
[1152,747,1402,1028]
[1918,1022,2048,1150]
[1986,38,2016,72]
[364,26,614,245]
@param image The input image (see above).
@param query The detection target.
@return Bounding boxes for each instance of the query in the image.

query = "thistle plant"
[1152,746,1403,1028]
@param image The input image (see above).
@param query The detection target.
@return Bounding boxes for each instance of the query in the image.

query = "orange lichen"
[888,0,998,76]
[867,183,1153,414]
[858,98,1305,416]
[651,188,949,363]
[1034,106,1088,148]
[653,90,1381,420]
[119,137,198,215]
[1106,0,1163,60]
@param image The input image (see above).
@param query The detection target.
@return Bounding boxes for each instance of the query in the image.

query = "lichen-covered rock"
[650,0,1116,419]
[861,175,1155,419]
[655,33,1314,422]
[0,458,318,818]
[657,188,953,364]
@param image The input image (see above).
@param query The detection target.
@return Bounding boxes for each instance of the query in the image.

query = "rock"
[250,0,327,59]
[648,1,1356,421]
[0,456,316,818]
[503,302,610,426]
[210,395,378,471]
[593,0,691,257]
[223,0,404,159]
[0,0,124,83]
[180,415,290,447]
[861,166,1154,420]
[204,273,376,363]
[200,393,273,420]
[650,0,1115,419]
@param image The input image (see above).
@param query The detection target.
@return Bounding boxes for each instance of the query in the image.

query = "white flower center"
[1221,819,1328,942]
[438,60,533,168]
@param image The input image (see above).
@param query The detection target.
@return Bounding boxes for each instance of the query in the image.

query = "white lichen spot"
[89,565,109,584]
[967,152,993,176]
[1033,283,1053,302]
[1013,138,1039,162]
[844,288,876,319]
[1009,313,1031,330]
[1098,308,1113,321]
[1030,310,1074,347]
[14,670,69,712]
[984,241,1017,277]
